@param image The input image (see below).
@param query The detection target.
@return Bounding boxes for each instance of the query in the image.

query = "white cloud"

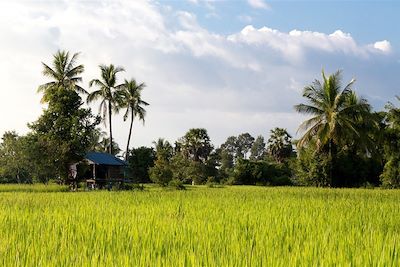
[0,0,395,148]
[227,26,391,63]
[373,40,392,53]
[248,0,270,10]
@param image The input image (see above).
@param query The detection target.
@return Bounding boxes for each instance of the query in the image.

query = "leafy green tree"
[380,97,400,187]
[220,136,238,161]
[170,153,192,183]
[250,135,266,160]
[117,79,149,160]
[127,146,155,183]
[221,133,255,161]
[31,50,99,183]
[236,133,255,159]
[294,70,373,186]
[0,132,30,183]
[267,128,293,163]
[293,141,330,186]
[149,158,173,186]
[231,159,291,186]
[87,64,125,154]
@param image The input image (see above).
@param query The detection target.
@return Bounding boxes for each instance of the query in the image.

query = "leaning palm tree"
[117,79,149,160]
[87,64,125,154]
[38,50,86,103]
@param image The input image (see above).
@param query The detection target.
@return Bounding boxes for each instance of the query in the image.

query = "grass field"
[0,185,399,266]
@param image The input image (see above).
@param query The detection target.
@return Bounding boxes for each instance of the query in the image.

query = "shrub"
[169,179,186,190]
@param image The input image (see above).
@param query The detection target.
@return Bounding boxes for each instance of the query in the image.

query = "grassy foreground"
[0,185,399,266]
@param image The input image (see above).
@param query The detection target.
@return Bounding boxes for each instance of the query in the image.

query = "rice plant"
[0,185,398,266]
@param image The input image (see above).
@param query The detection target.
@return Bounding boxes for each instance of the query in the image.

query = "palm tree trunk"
[108,101,113,154]
[125,109,134,161]
[328,139,336,187]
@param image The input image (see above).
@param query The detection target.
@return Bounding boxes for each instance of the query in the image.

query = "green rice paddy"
[0,185,399,266]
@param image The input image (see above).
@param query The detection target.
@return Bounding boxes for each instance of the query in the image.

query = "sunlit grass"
[0,185,399,266]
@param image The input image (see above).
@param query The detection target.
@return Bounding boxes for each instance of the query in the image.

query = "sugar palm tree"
[87,64,125,154]
[38,50,86,103]
[117,79,149,160]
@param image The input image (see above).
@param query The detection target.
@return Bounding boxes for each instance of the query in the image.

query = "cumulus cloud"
[248,0,270,9]
[0,0,396,147]
[227,26,392,63]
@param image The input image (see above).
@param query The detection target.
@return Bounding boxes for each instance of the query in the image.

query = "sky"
[0,0,399,149]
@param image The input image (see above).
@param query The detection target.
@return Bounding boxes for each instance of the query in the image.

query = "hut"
[84,152,127,188]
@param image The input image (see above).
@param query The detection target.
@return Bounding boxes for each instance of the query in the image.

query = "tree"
[231,159,292,186]
[236,133,255,159]
[294,70,373,186]
[127,146,155,183]
[87,64,125,154]
[178,128,213,163]
[0,132,30,183]
[117,79,149,160]
[380,96,400,187]
[149,158,173,186]
[153,138,173,161]
[293,141,330,186]
[267,128,293,163]
[37,50,87,103]
[88,128,121,155]
[250,135,266,160]
[31,51,99,183]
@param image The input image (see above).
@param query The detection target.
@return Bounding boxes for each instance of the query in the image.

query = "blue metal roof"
[85,152,127,166]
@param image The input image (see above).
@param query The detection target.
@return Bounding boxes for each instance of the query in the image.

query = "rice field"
[0,185,399,266]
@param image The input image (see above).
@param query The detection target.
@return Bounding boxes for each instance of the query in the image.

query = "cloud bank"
[0,0,396,148]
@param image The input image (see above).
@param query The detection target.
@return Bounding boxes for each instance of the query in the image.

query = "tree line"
[0,51,399,188]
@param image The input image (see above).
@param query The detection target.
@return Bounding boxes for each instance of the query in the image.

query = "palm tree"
[38,50,86,103]
[294,70,372,183]
[267,128,293,163]
[87,64,125,154]
[295,70,371,149]
[117,79,149,160]
[153,138,173,161]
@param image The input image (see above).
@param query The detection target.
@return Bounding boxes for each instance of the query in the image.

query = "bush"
[230,159,292,186]
[119,183,145,191]
[169,179,186,190]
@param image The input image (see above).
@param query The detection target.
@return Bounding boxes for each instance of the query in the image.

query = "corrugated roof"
[85,152,127,166]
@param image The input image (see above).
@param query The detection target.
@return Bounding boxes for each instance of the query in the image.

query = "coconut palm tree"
[295,70,371,150]
[294,70,372,184]
[38,50,86,103]
[117,79,149,160]
[87,64,125,154]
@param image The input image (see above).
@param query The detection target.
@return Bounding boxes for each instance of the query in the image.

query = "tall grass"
[0,186,399,266]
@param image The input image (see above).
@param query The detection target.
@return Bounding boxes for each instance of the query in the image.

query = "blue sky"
[166,1,400,44]
[0,0,399,148]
